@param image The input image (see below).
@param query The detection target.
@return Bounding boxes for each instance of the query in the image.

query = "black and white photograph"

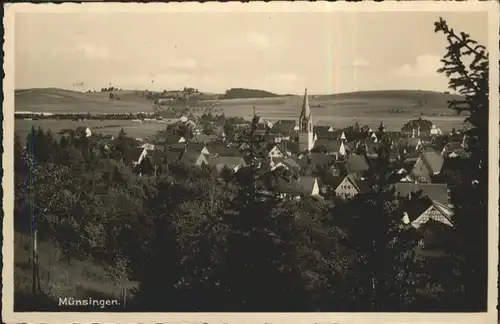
[3,2,499,323]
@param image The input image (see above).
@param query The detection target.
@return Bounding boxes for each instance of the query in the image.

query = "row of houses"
[130,128,460,229]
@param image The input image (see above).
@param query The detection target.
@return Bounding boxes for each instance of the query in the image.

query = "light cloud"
[166,58,198,69]
[395,54,442,78]
[352,59,370,67]
[245,32,273,48]
[76,43,109,60]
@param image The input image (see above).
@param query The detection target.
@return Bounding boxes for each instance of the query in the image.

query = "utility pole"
[27,132,39,296]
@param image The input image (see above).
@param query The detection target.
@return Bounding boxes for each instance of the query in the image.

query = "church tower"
[298,88,314,152]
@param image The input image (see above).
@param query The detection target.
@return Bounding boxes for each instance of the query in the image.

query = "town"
[11,11,489,315]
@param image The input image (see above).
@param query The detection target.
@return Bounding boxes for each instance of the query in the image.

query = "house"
[441,141,464,157]
[192,133,216,144]
[393,183,451,207]
[333,174,369,200]
[166,143,187,152]
[268,144,286,159]
[75,126,92,138]
[207,156,247,173]
[206,141,241,157]
[270,120,297,135]
[362,142,380,158]
[191,143,210,155]
[147,149,179,165]
[447,150,468,159]
[168,142,210,156]
[393,165,414,183]
[410,151,445,183]
[281,140,300,156]
[179,151,208,167]
[430,125,442,136]
[275,176,320,199]
[407,138,422,151]
[139,143,155,151]
[165,135,186,144]
[270,157,301,172]
[130,147,148,166]
[314,125,335,137]
[343,154,370,177]
[184,119,197,128]
[297,153,336,171]
[399,196,454,229]
[312,139,349,158]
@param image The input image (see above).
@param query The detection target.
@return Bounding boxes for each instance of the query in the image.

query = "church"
[297,88,315,152]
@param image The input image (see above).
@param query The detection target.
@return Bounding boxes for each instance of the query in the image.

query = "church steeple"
[300,88,311,122]
[299,88,312,133]
[297,88,314,152]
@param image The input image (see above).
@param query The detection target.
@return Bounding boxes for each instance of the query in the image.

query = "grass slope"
[14,230,138,311]
[314,90,462,106]
[15,88,155,113]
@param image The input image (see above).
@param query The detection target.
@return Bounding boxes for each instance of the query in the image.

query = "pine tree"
[433,17,490,311]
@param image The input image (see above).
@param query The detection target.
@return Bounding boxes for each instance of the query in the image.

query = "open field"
[197,90,463,118]
[15,119,169,141]
[15,88,155,113]
[194,90,468,132]
[15,88,469,137]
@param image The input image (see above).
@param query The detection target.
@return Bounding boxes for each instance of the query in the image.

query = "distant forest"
[220,88,280,100]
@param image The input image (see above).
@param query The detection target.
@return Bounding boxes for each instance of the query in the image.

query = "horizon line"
[14,87,457,97]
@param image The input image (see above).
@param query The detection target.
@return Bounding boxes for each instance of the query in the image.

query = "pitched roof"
[186,142,208,152]
[313,139,342,152]
[443,141,463,152]
[165,135,184,144]
[272,157,301,170]
[348,175,370,193]
[406,138,421,147]
[401,197,435,222]
[345,154,370,174]
[206,141,241,157]
[282,140,300,155]
[297,153,335,168]
[323,175,345,190]
[268,143,284,153]
[276,176,317,195]
[168,143,187,152]
[179,151,205,165]
[192,133,215,144]
[149,149,183,164]
[270,120,296,134]
[207,156,246,170]
[130,147,146,162]
[393,183,449,207]
[314,125,333,134]
[421,151,444,174]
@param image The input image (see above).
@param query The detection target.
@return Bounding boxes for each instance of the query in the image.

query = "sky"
[15,11,489,95]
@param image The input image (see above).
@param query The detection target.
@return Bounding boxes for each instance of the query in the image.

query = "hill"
[314,90,462,108]
[15,88,155,114]
[219,88,280,100]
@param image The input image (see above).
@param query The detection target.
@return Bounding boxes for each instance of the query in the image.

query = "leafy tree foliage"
[401,117,433,134]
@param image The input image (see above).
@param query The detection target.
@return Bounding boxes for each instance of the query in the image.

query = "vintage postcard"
[3,2,499,323]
